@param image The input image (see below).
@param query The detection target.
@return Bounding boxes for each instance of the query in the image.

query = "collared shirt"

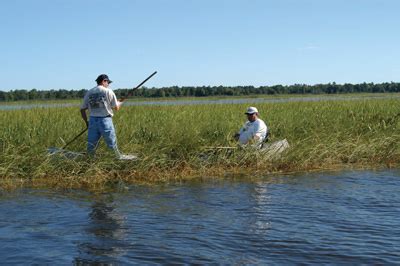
[238,118,268,147]
[81,85,118,117]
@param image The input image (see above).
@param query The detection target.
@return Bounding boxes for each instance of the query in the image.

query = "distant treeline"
[1,82,400,102]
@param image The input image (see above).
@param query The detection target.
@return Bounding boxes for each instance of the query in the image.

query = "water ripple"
[0,169,399,264]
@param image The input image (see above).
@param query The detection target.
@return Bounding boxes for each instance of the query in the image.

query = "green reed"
[0,96,399,189]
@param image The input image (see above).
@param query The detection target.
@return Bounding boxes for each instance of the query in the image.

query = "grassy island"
[1,95,399,190]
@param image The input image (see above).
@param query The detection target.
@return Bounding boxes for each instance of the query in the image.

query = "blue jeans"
[87,116,120,156]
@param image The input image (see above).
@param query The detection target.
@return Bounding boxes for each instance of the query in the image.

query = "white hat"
[245,106,258,114]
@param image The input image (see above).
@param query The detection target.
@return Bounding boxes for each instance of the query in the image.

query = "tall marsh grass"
[0,97,399,189]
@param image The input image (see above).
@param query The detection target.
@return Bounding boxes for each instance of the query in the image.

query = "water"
[0,170,399,264]
[0,94,399,110]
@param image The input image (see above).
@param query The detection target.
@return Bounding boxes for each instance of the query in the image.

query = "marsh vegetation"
[0,95,399,190]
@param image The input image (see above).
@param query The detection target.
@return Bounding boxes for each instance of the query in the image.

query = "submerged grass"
[1,96,399,190]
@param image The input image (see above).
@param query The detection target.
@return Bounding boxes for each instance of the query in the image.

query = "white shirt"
[81,85,118,117]
[238,118,268,147]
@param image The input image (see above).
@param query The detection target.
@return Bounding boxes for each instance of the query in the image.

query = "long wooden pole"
[119,71,157,102]
[62,127,88,149]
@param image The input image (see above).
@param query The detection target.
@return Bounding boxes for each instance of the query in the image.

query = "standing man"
[234,106,268,148]
[80,74,123,158]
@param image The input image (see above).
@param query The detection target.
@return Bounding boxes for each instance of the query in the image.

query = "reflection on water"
[75,195,128,264]
[0,169,399,264]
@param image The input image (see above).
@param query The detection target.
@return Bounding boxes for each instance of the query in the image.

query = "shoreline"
[1,162,398,192]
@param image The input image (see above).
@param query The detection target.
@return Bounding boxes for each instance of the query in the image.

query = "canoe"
[260,138,290,158]
[47,147,85,159]
[200,138,290,161]
[47,147,137,160]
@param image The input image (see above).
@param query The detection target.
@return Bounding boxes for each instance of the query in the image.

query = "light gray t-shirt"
[238,118,268,147]
[81,85,118,117]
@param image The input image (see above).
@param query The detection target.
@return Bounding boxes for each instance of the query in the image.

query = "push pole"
[62,128,88,149]
[119,71,157,102]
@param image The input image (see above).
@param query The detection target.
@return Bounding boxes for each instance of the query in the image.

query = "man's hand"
[80,108,89,128]
[234,133,240,141]
[114,101,123,111]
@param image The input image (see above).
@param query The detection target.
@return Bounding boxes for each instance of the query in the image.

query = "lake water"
[0,169,399,264]
[0,94,399,110]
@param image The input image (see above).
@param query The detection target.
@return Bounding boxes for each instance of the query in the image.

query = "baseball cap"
[245,106,258,114]
[95,74,113,84]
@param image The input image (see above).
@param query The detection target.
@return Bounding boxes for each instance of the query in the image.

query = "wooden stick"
[202,146,237,150]
[119,71,157,102]
[62,127,88,149]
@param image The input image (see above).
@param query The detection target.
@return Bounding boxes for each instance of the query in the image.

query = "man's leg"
[99,117,121,157]
[87,117,101,156]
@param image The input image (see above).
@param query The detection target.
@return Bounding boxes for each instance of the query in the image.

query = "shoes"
[118,154,138,160]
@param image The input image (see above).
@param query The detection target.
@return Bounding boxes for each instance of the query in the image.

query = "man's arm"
[80,108,89,128]
[234,125,245,141]
[109,90,121,111]
[113,101,122,111]
[251,122,267,143]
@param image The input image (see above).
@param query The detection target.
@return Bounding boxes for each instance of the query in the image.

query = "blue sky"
[1,0,400,91]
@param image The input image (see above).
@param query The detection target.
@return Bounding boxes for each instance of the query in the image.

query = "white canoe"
[47,147,85,159]
[47,147,138,160]
[260,138,290,158]
[200,138,290,161]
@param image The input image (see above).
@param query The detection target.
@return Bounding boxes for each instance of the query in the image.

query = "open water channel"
[0,169,399,264]
[1,94,399,110]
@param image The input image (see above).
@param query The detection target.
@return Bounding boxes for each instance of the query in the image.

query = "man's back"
[81,86,117,117]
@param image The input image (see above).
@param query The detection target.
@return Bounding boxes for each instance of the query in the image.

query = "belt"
[91,115,111,118]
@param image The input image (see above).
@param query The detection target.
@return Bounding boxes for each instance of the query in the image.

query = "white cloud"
[297,45,320,51]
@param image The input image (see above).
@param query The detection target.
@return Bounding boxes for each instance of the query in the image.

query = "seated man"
[234,106,268,148]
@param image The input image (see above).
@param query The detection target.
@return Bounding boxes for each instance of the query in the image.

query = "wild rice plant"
[0,96,399,189]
